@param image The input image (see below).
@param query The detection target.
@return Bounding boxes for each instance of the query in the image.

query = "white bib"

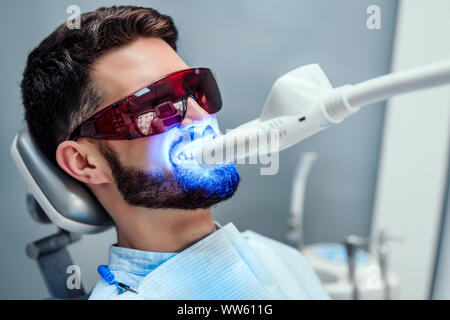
[112,223,287,299]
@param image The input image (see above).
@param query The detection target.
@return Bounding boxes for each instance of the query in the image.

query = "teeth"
[171,127,219,164]
[176,152,194,162]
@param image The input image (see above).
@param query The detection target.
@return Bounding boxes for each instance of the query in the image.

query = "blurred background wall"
[370,0,450,299]
[0,0,401,299]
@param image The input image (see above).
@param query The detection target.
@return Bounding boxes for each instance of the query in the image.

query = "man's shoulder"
[240,228,330,299]
[88,227,329,300]
[88,278,117,300]
[240,228,299,256]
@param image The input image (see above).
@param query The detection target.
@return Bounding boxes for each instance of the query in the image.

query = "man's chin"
[171,161,240,207]
[100,126,240,210]
[168,128,241,203]
[114,164,239,210]
[113,158,240,210]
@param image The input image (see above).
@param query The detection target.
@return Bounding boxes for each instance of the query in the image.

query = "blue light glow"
[164,118,240,199]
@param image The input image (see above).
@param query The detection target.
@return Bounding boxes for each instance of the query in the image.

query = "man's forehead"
[91,37,189,111]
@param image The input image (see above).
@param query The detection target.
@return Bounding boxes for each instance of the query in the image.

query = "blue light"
[146,117,220,170]
[164,118,240,199]
[173,161,239,200]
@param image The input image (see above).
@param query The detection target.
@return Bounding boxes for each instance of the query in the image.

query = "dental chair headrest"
[10,129,113,234]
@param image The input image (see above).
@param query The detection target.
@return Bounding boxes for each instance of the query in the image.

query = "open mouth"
[170,125,218,165]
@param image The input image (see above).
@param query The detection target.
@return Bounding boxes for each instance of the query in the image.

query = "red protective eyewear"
[69,68,222,140]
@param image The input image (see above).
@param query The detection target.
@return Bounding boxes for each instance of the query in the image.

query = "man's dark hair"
[21,6,178,164]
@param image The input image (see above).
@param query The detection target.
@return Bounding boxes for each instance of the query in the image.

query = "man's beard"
[98,142,240,210]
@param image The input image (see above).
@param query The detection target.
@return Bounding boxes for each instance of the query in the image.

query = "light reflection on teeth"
[177,151,194,161]
[170,125,219,165]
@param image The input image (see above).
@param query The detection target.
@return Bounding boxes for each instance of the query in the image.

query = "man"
[21,6,328,299]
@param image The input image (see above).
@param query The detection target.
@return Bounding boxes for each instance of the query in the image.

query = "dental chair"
[10,129,114,299]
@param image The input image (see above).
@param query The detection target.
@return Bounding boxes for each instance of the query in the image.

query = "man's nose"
[179,97,210,127]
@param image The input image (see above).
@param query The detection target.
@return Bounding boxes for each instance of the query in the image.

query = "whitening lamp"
[194,59,450,165]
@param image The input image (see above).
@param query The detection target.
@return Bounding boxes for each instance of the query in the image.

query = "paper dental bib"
[112,223,287,300]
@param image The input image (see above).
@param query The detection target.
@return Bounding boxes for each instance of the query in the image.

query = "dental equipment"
[303,230,402,300]
[375,230,403,300]
[377,230,390,300]
[194,59,450,164]
[286,152,318,250]
[343,235,367,300]
[10,130,113,299]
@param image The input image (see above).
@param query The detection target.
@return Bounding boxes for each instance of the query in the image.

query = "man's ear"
[56,140,112,185]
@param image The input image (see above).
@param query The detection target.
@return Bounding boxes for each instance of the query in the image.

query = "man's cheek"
[144,131,174,170]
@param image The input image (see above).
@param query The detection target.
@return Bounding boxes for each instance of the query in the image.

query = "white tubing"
[195,59,450,166]
[346,59,450,108]
[290,152,318,219]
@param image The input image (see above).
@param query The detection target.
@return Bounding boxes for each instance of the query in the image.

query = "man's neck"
[114,206,216,252]
[90,184,217,252]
